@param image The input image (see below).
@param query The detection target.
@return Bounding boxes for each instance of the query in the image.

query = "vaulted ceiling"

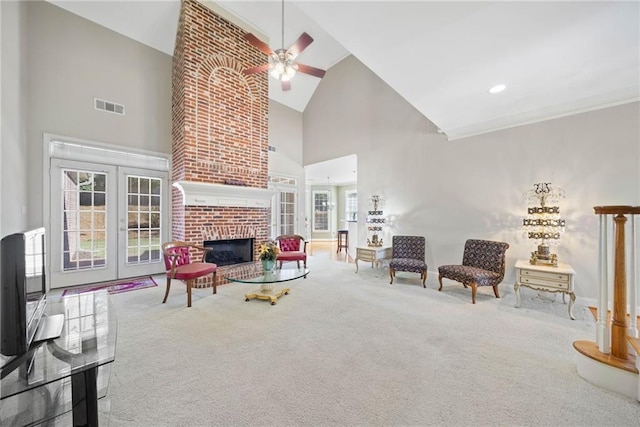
[48,0,639,140]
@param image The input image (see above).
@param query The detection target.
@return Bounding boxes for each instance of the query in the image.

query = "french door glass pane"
[346,192,357,221]
[313,192,329,231]
[62,169,107,271]
[279,191,295,235]
[126,175,162,265]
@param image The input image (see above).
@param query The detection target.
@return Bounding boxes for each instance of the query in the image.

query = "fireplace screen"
[203,238,254,266]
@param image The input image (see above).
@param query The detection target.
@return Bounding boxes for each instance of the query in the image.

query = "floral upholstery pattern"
[389,236,428,287]
[438,239,509,304]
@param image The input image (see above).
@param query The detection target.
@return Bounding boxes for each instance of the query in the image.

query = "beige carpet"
[101,257,639,426]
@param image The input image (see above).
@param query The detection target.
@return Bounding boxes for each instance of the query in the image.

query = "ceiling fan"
[242,0,326,91]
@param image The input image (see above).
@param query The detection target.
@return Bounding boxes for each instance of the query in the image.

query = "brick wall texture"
[172,0,270,287]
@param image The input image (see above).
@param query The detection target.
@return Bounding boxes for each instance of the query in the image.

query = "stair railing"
[594,206,640,359]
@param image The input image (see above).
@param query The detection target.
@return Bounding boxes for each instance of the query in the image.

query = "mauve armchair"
[162,241,217,308]
[275,234,307,269]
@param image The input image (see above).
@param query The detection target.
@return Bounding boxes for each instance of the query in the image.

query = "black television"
[1,227,63,358]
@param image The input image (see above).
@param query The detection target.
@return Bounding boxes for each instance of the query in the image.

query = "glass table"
[0,290,116,426]
[224,262,310,305]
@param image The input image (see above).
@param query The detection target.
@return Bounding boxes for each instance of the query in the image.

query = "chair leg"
[493,285,500,299]
[389,267,395,284]
[421,270,427,288]
[296,260,300,268]
[187,280,192,308]
[162,276,172,303]
[438,274,443,291]
[212,271,217,295]
[470,282,477,304]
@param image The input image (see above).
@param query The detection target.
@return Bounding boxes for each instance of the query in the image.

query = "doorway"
[45,135,170,289]
[269,175,298,239]
[304,154,358,245]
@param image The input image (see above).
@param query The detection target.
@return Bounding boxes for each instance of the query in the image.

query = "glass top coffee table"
[224,262,310,305]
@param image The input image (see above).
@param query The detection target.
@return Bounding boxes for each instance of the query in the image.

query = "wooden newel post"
[612,213,628,359]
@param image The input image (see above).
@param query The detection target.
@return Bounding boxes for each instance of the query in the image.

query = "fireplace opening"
[203,238,254,266]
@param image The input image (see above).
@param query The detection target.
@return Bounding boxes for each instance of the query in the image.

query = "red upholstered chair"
[162,241,217,308]
[275,234,307,270]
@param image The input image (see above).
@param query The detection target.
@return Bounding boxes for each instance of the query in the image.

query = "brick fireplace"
[171,0,272,287]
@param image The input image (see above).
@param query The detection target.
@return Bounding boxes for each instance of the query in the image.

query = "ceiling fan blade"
[296,63,326,79]
[286,32,314,59]
[244,33,273,55]
[282,80,292,91]
[243,64,270,75]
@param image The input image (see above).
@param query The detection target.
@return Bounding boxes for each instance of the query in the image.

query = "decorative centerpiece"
[523,182,565,267]
[366,195,385,247]
[258,240,279,273]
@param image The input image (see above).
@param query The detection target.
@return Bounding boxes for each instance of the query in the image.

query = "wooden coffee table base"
[245,287,290,305]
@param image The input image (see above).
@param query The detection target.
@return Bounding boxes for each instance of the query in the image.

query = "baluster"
[611,214,629,359]
[630,215,638,340]
[597,213,609,352]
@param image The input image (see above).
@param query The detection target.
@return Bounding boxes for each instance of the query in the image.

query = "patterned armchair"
[389,236,428,287]
[275,234,307,269]
[438,239,509,304]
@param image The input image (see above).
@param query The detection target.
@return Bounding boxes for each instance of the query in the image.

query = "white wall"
[24,1,172,227]
[268,100,306,236]
[0,0,28,236]
[304,55,640,303]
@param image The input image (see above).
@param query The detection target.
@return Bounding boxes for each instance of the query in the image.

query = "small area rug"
[61,276,157,296]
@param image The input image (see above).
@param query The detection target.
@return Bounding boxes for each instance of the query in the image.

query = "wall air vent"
[268,145,277,152]
[94,98,125,116]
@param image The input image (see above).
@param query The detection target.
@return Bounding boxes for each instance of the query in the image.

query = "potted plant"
[258,240,280,272]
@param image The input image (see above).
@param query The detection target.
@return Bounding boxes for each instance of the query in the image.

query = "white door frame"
[49,159,118,287]
[117,167,169,278]
[268,175,298,239]
[43,134,170,289]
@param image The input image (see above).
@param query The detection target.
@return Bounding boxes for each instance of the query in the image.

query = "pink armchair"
[162,241,217,308]
[275,234,307,269]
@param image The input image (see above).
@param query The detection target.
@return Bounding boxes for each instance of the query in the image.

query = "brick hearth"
[171,0,270,287]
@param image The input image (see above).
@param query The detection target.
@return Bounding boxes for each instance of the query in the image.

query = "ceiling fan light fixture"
[242,0,325,90]
[284,65,296,79]
[270,62,285,79]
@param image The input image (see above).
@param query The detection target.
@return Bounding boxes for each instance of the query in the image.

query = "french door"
[270,188,297,238]
[49,159,168,288]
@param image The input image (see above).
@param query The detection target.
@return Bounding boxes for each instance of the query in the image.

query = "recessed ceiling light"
[489,84,506,94]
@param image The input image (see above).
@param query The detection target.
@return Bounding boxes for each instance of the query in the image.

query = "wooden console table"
[355,246,392,273]
[514,259,576,319]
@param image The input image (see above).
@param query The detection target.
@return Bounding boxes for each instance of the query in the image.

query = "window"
[345,191,357,221]
[313,191,329,232]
